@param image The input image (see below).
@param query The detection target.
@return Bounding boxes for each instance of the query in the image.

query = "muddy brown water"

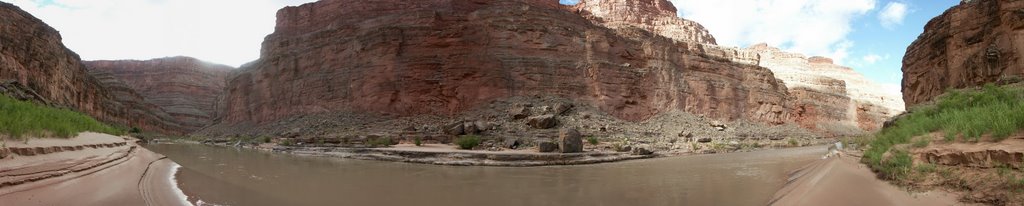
[146,144,826,206]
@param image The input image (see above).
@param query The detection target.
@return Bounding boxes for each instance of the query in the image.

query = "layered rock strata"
[903,0,1024,106]
[218,0,792,128]
[571,0,717,44]
[85,57,232,132]
[750,44,905,132]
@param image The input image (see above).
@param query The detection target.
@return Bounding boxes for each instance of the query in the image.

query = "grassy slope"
[0,95,122,139]
[865,84,1024,179]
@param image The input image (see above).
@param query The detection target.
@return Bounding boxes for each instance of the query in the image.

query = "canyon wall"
[0,2,183,134]
[571,0,717,44]
[218,0,792,127]
[903,0,1024,107]
[85,57,232,132]
[750,44,905,132]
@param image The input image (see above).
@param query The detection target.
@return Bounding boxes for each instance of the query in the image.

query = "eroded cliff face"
[0,2,183,134]
[903,0,1024,107]
[219,0,791,127]
[85,57,232,132]
[750,44,905,132]
[571,0,717,44]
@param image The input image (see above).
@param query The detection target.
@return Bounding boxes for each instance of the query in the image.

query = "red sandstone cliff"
[0,2,183,134]
[903,0,1024,107]
[218,0,791,127]
[572,0,717,44]
[85,57,232,132]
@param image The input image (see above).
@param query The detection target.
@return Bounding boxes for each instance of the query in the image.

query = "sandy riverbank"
[767,155,967,206]
[0,133,189,206]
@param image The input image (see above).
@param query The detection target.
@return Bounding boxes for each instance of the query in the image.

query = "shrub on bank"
[368,138,393,147]
[455,135,481,150]
[0,95,121,139]
[865,84,1024,180]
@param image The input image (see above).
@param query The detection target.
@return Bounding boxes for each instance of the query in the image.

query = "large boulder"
[559,128,583,153]
[538,141,558,153]
[631,147,654,155]
[509,106,531,120]
[443,121,465,136]
[527,115,558,129]
[503,138,522,149]
[463,122,479,135]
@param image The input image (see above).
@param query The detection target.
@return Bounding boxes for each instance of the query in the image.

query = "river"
[146,144,826,206]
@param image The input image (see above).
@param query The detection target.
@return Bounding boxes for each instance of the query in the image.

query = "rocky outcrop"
[558,128,583,153]
[750,44,905,132]
[0,2,181,134]
[217,0,792,129]
[571,0,717,44]
[902,0,1024,107]
[85,57,232,132]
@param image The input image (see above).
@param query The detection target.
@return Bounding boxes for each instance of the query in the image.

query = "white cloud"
[671,0,876,64]
[879,2,909,30]
[862,53,883,64]
[7,0,317,67]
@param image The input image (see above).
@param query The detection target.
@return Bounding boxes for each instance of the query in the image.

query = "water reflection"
[146,144,825,206]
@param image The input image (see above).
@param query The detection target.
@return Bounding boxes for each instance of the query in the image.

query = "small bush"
[455,135,481,150]
[129,127,142,134]
[788,139,799,147]
[587,136,599,145]
[414,137,422,146]
[260,136,272,143]
[879,149,913,180]
[368,138,393,147]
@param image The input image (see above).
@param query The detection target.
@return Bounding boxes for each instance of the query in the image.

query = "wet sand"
[768,156,963,206]
[0,133,188,206]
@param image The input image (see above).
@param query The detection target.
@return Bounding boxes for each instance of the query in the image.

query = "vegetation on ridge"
[0,95,122,139]
[865,84,1024,180]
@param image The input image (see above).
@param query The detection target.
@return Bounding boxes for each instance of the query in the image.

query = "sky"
[10,0,959,95]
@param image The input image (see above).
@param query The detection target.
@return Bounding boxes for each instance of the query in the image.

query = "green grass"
[587,136,599,145]
[915,163,937,174]
[0,95,121,139]
[864,84,1024,180]
[912,138,930,148]
[455,135,481,150]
